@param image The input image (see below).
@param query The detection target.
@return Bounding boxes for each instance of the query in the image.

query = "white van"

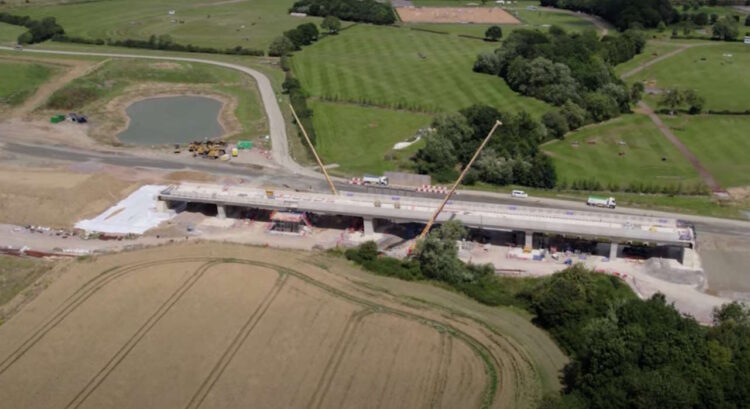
[511,190,528,198]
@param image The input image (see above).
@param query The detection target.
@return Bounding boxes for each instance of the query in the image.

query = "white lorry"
[363,175,389,186]
[587,196,616,209]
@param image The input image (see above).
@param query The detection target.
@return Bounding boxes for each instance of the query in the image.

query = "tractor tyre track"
[2,257,512,408]
[66,261,220,409]
[307,309,373,409]
[184,273,289,409]
[0,258,208,376]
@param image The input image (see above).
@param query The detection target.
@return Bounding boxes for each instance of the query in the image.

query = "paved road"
[3,138,749,238]
[0,46,317,179]
[1,46,747,238]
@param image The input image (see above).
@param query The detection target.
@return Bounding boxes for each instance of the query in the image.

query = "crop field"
[661,115,750,188]
[543,114,700,188]
[310,100,430,174]
[0,59,56,107]
[3,0,320,51]
[293,25,550,116]
[629,43,750,111]
[0,243,565,409]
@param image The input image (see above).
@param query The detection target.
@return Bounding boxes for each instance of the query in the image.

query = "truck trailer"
[587,196,616,209]
[363,175,389,186]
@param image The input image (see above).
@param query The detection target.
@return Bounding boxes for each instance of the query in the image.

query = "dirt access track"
[396,7,521,24]
[0,243,562,409]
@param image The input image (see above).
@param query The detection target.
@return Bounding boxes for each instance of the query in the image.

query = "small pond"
[117,96,224,145]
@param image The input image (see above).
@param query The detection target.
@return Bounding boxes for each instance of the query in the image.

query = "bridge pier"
[363,217,374,236]
[524,231,534,249]
[609,242,618,261]
[217,204,226,219]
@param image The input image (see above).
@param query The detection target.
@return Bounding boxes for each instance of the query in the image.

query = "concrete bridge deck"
[158,183,695,247]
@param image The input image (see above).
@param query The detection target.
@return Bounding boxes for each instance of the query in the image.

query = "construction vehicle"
[187,139,227,159]
[205,147,226,159]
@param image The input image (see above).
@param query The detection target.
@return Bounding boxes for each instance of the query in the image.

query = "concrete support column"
[524,231,534,249]
[156,200,168,213]
[609,242,618,260]
[217,204,226,219]
[363,217,374,236]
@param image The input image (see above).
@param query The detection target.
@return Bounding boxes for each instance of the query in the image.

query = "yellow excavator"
[188,140,227,159]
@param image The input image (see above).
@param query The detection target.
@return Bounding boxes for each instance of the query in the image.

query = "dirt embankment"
[0,166,139,228]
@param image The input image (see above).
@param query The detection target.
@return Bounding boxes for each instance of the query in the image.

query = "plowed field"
[0,244,565,409]
[396,7,521,24]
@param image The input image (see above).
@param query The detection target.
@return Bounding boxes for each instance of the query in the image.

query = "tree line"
[282,73,317,146]
[268,18,342,57]
[54,34,264,56]
[0,11,265,55]
[413,104,556,189]
[474,28,646,133]
[343,222,750,409]
[534,270,750,409]
[0,12,64,44]
[289,0,396,25]
[539,0,676,30]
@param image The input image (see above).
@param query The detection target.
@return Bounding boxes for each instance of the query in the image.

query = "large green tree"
[321,15,341,34]
[712,17,739,40]
[485,25,503,41]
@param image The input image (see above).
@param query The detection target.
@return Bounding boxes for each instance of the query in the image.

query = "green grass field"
[0,59,55,106]
[630,43,750,112]
[46,58,266,141]
[310,100,430,174]
[0,21,25,45]
[543,113,700,188]
[3,0,320,51]
[662,114,750,188]
[293,24,550,116]
[615,40,682,77]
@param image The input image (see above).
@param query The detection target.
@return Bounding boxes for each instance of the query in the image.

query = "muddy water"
[117,96,224,145]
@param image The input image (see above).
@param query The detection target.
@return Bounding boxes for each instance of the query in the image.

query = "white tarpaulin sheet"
[75,185,174,234]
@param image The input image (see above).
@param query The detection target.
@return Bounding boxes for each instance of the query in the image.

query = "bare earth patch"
[0,165,139,228]
[397,7,520,24]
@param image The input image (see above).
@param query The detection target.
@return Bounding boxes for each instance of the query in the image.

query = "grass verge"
[0,255,52,316]
[310,100,430,175]
[0,59,56,106]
